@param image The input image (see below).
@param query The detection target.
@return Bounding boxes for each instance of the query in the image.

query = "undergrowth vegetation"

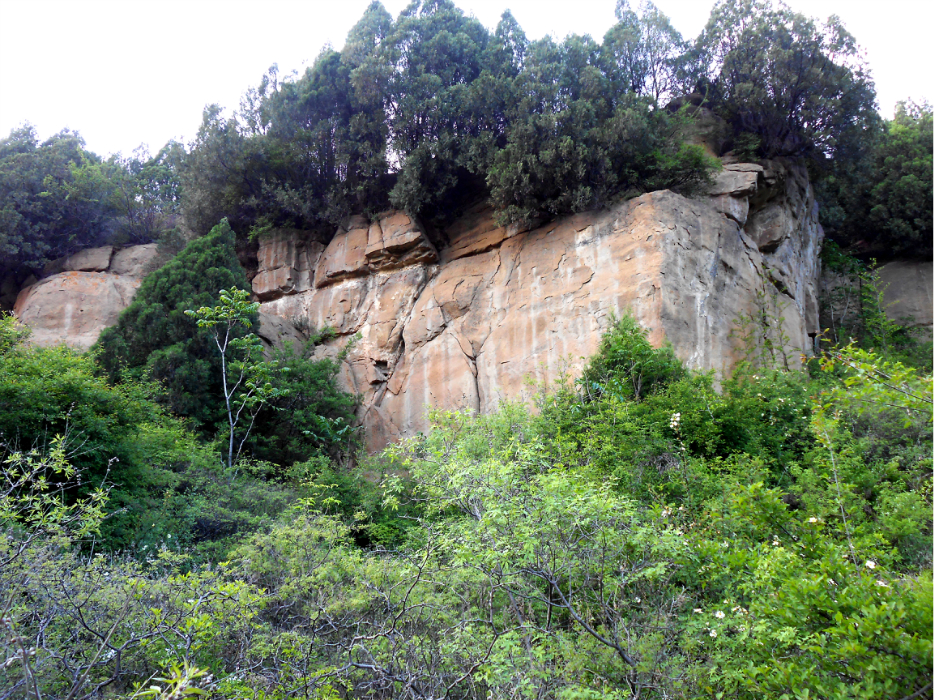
[1,304,930,699]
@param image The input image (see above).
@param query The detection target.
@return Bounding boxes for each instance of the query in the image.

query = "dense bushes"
[0,315,298,553]
[6,0,927,266]
[818,101,933,259]
[3,310,929,698]
[96,220,252,430]
[0,127,180,272]
[177,0,723,235]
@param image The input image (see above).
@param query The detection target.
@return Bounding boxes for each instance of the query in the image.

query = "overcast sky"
[1,0,931,158]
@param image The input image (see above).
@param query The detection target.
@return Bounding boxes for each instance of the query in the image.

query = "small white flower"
[715,610,725,619]
[709,630,717,638]
[634,596,641,603]
[693,608,703,614]
[808,517,819,523]
[772,539,780,546]
[865,560,876,570]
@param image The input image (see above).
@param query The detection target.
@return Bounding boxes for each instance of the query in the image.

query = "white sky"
[0,0,931,158]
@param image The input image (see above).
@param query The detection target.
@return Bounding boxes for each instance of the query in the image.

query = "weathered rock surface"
[256,158,825,452]
[13,244,160,350]
[63,246,114,272]
[14,272,141,349]
[252,228,325,301]
[14,157,842,454]
[821,260,933,340]
[877,261,933,336]
[308,211,437,290]
[109,244,159,277]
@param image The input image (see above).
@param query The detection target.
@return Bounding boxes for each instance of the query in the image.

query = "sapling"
[186,288,287,469]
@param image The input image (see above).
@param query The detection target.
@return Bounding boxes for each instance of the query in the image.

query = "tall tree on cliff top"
[382,0,495,220]
[693,0,878,160]
[0,127,116,269]
[818,100,933,259]
[602,1,687,106]
[864,101,933,257]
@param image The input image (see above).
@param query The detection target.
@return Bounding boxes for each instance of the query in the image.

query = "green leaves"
[694,0,878,160]
[185,287,285,470]
[96,219,252,431]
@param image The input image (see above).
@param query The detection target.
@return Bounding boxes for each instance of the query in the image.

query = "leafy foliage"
[252,335,359,467]
[0,126,117,269]
[692,0,878,161]
[818,101,932,259]
[186,288,285,469]
[96,220,252,431]
[2,311,931,698]
[0,126,181,273]
[176,0,717,235]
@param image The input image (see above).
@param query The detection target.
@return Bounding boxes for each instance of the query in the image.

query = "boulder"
[677,106,732,158]
[13,243,162,349]
[257,311,306,354]
[13,272,140,350]
[63,246,113,272]
[252,229,325,301]
[708,168,759,198]
[110,244,159,276]
[365,211,437,270]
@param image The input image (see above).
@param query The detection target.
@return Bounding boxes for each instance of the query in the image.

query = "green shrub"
[96,219,252,431]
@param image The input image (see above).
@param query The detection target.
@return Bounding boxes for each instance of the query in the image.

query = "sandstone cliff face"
[820,260,933,340]
[878,262,933,338]
[13,158,832,452]
[12,245,160,350]
[256,158,824,451]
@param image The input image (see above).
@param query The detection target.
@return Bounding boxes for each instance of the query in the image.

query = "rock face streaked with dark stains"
[255,158,826,451]
[26,158,929,453]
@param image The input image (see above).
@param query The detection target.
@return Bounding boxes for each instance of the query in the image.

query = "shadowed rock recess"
[14,158,851,452]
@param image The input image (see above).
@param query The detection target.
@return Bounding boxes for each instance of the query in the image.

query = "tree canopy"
[0,127,180,272]
[5,0,929,263]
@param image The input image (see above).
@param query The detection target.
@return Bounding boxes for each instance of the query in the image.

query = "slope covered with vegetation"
[0,0,931,697]
[1,307,930,698]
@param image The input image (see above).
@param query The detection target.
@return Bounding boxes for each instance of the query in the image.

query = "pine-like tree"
[96,219,253,430]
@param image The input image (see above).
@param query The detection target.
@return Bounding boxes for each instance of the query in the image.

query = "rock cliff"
[12,245,161,350]
[255,157,824,451]
[13,157,848,451]
[820,259,933,341]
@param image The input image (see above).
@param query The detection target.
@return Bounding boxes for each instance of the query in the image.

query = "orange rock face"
[13,244,160,350]
[255,158,826,452]
[15,159,843,454]
[14,271,142,349]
